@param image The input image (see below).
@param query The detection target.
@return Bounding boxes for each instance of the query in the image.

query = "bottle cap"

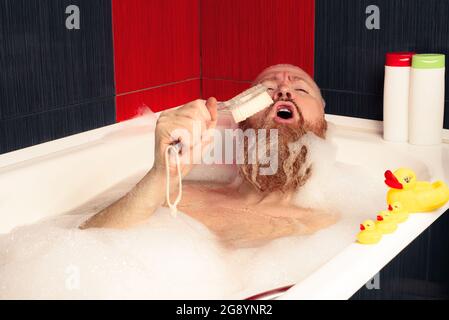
[385,52,415,67]
[412,54,445,69]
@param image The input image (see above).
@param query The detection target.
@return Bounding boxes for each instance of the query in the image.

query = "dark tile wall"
[0,0,115,154]
[315,0,449,128]
[0,98,115,153]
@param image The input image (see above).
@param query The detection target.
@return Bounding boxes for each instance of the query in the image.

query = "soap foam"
[0,210,241,299]
[0,128,385,299]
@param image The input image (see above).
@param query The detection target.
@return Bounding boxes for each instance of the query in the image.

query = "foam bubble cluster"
[0,128,385,299]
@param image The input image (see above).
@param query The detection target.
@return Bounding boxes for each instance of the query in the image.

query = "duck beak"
[360,224,365,231]
[377,215,384,221]
[384,170,403,189]
[388,204,393,211]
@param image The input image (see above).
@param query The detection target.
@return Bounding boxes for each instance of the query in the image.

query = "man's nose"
[274,87,292,100]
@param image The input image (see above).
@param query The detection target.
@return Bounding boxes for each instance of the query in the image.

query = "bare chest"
[172,182,336,247]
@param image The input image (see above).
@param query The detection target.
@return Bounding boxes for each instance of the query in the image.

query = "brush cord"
[165,144,183,217]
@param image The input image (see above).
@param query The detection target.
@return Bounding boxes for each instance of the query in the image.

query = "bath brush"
[218,84,274,123]
[167,83,273,158]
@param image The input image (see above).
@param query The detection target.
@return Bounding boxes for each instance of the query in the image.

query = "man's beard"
[238,100,319,193]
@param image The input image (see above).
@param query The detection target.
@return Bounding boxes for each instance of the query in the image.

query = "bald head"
[250,64,326,138]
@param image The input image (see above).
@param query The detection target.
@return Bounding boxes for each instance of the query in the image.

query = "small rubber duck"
[384,168,449,213]
[388,201,409,223]
[357,220,382,244]
[375,210,398,234]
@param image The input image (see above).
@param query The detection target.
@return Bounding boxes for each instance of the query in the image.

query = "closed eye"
[295,88,309,94]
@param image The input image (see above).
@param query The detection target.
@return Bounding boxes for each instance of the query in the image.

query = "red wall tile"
[202,79,251,101]
[112,0,200,95]
[113,0,315,121]
[201,0,315,81]
[116,79,200,122]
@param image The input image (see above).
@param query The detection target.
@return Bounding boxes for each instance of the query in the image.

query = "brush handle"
[216,84,268,111]
[168,84,270,147]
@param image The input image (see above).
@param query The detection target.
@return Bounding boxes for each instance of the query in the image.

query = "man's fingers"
[205,97,218,129]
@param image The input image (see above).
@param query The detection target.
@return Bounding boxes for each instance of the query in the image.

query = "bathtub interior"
[0,114,434,299]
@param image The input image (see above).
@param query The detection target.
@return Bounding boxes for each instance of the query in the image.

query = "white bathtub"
[0,113,448,299]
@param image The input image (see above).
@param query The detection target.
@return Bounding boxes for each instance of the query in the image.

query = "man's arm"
[79,98,218,229]
[79,168,166,229]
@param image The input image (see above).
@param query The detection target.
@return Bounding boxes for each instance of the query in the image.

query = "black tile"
[322,89,384,121]
[426,212,449,285]
[445,103,449,129]
[0,97,115,154]
[0,0,115,120]
[315,0,449,128]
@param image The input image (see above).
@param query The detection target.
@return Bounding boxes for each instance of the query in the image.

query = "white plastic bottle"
[409,54,446,145]
[383,52,415,142]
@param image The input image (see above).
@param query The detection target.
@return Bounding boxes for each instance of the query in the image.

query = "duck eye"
[404,176,411,183]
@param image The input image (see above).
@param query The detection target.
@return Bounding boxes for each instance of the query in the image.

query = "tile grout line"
[199,0,203,99]
[1,96,115,122]
[321,88,383,96]
[110,0,118,122]
[202,77,253,84]
[116,77,200,97]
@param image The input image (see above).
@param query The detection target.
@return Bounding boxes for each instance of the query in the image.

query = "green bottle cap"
[412,54,445,69]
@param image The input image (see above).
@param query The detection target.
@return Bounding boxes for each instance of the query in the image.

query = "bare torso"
[171,180,338,248]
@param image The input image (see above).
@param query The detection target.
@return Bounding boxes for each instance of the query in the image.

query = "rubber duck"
[375,211,398,234]
[384,168,449,213]
[357,220,382,244]
[388,201,409,223]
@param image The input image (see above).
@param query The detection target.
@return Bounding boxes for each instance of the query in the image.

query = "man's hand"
[153,97,218,178]
[80,97,218,229]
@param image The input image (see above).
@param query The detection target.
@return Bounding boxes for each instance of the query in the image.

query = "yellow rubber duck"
[357,220,382,244]
[375,211,398,234]
[388,201,409,223]
[384,168,449,213]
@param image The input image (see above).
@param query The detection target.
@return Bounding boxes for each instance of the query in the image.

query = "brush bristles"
[231,91,273,123]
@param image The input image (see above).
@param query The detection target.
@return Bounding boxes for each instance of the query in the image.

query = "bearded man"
[80,64,337,247]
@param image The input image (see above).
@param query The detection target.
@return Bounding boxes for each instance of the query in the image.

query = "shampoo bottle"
[409,54,445,145]
[383,52,415,142]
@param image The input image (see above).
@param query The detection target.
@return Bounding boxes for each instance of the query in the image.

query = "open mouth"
[277,107,293,120]
[272,101,299,124]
